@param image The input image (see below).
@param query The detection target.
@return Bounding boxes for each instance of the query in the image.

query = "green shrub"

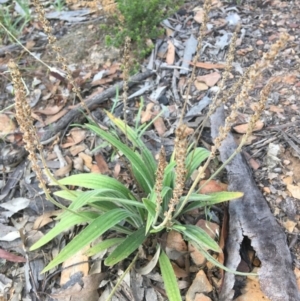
[105,0,185,58]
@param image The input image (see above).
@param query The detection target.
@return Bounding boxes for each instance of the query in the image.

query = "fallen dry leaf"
[196,219,219,240]
[189,242,206,266]
[0,248,26,263]
[166,27,174,37]
[34,105,64,115]
[31,112,45,125]
[26,40,35,50]
[190,61,226,69]
[60,246,89,286]
[199,180,227,194]
[294,267,300,290]
[33,210,61,230]
[44,108,69,126]
[78,152,93,170]
[194,8,204,23]
[282,219,297,233]
[153,117,167,137]
[73,156,84,171]
[237,46,254,56]
[114,163,121,178]
[248,158,261,170]
[243,151,261,170]
[54,156,73,177]
[194,80,208,91]
[269,105,284,113]
[62,128,86,148]
[166,40,175,65]
[90,164,101,173]
[69,144,87,156]
[171,262,188,278]
[233,120,264,134]
[95,153,109,174]
[283,176,293,185]
[282,74,297,85]
[0,114,16,138]
[287,184,300,200]
[141,103,155,124]
[166,230,187,253]
[186,270,213,301]
[108,63,121,75]
[196,72,221,87]
[218,208,228,279]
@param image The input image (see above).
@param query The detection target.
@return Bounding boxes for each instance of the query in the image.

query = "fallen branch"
[210,105,299,301]
[40,69,155,142]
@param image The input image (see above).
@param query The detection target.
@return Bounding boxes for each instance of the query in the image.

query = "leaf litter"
[0,0,300,300]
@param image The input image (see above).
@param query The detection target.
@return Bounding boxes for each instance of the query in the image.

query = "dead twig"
[40,70,154,142]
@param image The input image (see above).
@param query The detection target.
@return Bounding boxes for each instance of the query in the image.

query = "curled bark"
[210,105,300,301]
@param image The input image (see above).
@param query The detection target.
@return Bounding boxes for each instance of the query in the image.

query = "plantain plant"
[29,110,243,300]
[11,0,288,299]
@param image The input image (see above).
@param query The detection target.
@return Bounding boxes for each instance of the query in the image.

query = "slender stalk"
[105,252,139,301]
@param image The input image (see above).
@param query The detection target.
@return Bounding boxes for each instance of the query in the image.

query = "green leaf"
[56,173,133,198]
[142,198,156,217]
[89,200,119,212]
[173,224,220,252]
[85,124,154,193]
[85,237,125,256]
[88,196,145,208]
[163,161,176,188]
[159,250,181,301]
[105,226,147,266]
[106,111,157,178]
[193,245,257,276]
[54,190,82,202]
[30,211,98,250]
[143,198,156,233]
[58,189,135,220]
[42,209,132,273]
[180,191,243,214]
[185,148,210,179]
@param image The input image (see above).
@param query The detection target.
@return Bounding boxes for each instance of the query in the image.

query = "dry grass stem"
[179,0,211,124]
[166,125,188,225]
[155,146,167,209]
[122,36,131,127]
[240,76,279,146]
[183,32,289,207]
[153,125,188,229]
[192,24,240,159]
[8,60,47,192]
[212,32,289,155]
[152,146,167,226]
[205,24,240,123]
[7,60,83,216]
[199,76,279,192]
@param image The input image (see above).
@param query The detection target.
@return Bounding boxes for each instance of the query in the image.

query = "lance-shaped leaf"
[179,191,243,214]
[173,224,220,252]
[30,211,98,250]
[105,226,147,266]
[42,209,132,273]
[85,124,154,193]
[159,250,181,301]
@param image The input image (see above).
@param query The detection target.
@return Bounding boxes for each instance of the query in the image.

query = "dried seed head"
[155,146,167,209]
[8,59,47,191]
